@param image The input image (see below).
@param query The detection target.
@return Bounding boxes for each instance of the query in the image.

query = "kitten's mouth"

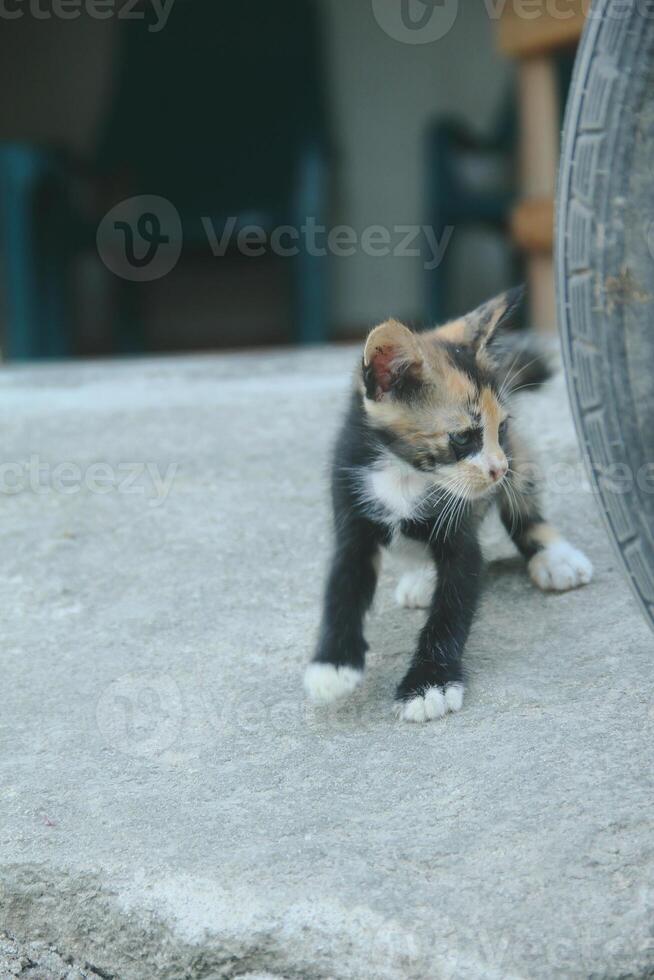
[428,466,506,509]
[468,479,504,501]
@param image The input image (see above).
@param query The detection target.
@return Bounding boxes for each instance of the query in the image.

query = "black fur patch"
[441,342,498,394]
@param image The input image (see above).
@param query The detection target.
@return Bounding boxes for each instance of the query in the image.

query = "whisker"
[430,474,470,543]
[499,353,545,400]
[506,465,530,494]
[429,485,463,543]
[502,475,520,537]
[448,483,471,539]
[498,349,523,400]
[505,381,543,397]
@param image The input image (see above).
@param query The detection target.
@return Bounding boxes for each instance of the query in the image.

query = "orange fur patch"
[479,387,504,452]
[427,318,468,344]
[444,369,475,403]
[525,522,561,549]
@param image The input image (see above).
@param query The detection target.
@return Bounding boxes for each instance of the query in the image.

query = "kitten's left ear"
[466,285,525,354]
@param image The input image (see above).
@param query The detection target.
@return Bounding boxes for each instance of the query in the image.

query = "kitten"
[304,288,593,723]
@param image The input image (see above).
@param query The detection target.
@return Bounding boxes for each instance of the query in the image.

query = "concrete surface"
[0,348,652,980]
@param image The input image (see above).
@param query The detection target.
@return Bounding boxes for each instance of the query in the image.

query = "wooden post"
[497,0,587,334]
[518,56,559,333]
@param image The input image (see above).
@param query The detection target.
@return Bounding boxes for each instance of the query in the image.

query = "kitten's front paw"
[394,567,436,609]
[528,540,593,592]
[395,683,464,723]
[303,663,363,704]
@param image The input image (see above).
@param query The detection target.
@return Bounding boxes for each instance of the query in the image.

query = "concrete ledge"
[1,350,652,979]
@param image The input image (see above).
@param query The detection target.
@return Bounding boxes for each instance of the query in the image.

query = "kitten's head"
[361,288,523,502]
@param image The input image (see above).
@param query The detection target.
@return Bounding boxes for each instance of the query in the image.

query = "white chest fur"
[364,455,432,523]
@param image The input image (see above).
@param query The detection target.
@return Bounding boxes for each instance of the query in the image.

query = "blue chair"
[426,99,518,325]
[426,54,576,324]
[0,145,72,359]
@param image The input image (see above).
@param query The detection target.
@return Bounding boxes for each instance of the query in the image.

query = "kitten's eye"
[450,432,470,448]
[499,419,509,440]
[449,430,477,455]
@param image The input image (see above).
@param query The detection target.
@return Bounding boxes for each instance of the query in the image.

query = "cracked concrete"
[0,348,653,979]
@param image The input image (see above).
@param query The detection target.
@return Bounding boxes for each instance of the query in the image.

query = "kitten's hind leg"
[499,465,593,592]
[394,535,436,609]
[304,516,382,704]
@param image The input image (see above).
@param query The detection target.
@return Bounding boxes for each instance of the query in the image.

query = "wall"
[321,0,511,331]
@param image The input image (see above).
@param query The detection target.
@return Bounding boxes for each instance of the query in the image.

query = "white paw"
[396,683,464,723]
[528,540,593,592]
[303,663,363,704]
[394,567,436,609]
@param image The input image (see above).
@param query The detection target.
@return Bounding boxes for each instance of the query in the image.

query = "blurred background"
[0,0,584,360]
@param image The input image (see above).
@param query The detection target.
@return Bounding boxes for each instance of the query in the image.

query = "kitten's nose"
[488,457,508,482]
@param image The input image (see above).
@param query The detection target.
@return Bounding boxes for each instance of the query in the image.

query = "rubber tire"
[557,0,654,630]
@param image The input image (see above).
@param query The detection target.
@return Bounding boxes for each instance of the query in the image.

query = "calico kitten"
[304,288,593,723]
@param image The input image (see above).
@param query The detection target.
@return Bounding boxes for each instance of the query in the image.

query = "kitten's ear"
[466,285,525,353]
[363,319,424,401]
